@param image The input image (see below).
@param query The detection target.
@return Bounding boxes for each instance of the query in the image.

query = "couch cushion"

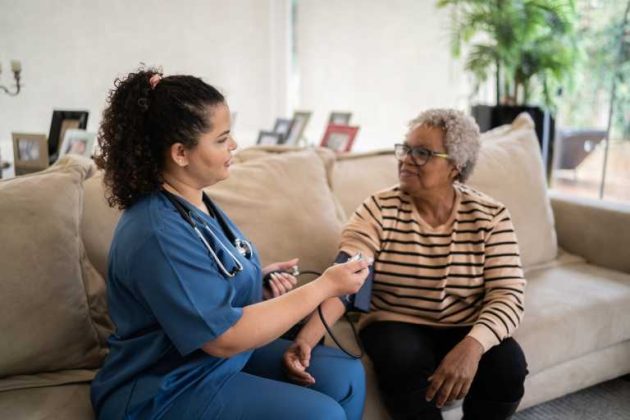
[0,156,111,382]
[206,150,344,277]
[234,146,346,222]
[235,146,337,189]
[0,383,94,420]
[514,261,630,374]
[82,172,122,280]
[332,150,399,219]
[467,113,558,267]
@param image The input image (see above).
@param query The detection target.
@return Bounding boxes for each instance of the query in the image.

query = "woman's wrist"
[313,272,337,300]
[461,336,484,360]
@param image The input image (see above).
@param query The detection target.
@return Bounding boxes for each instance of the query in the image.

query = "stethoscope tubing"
[192,223,243,278]
[162,190,252,279]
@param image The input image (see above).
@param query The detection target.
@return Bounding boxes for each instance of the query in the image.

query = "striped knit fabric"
[339,183,526,351]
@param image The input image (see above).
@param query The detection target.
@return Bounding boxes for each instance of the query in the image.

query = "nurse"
[90,68,369,420]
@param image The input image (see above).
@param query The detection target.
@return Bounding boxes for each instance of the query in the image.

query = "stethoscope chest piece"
[234,238,253,259]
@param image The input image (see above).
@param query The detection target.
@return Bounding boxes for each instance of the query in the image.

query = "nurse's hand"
[320,258,371,297]
[283,338,315,386]
[263,258,299,300]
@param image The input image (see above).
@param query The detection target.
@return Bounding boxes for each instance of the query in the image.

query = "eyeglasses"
[394,143,450,166]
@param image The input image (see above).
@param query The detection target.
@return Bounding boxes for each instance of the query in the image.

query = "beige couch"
[1,113,629,419]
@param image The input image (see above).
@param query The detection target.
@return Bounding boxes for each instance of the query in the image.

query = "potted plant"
[437,0,579,175]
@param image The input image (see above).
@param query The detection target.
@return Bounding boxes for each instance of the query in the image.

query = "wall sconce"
[0,60,22,96]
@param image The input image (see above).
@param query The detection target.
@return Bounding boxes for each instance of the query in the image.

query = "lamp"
[0,60,22,96]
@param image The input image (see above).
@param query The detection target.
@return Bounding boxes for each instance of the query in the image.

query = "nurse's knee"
[346,357,366,387]
[300,393,346,420]
[332,356,366,402]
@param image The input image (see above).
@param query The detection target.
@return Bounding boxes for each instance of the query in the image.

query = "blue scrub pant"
[162,339,366,420]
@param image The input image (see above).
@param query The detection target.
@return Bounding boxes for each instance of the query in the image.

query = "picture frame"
[285,111,312,145]
[58,129,97,161]
[272,118,295,144]
[47,110,89,164]
[320,124,359,153]
[328,111,352,126]
[11,132,49,175]
[256,131,284,146]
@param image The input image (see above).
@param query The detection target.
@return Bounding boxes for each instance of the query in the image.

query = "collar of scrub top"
[161,189,253,278]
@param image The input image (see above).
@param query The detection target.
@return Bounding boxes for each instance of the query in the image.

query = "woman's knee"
[472,338,528,401]
[361,322,436,375]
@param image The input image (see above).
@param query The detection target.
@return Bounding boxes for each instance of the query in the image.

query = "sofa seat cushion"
[0,384,94,420]
[514,261,630,374]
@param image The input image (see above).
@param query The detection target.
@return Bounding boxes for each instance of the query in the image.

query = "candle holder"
[0,60,22,96]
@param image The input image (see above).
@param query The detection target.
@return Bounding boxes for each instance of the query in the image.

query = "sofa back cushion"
[467,113,558,266]
[333,150,399,218]
[0,156,111,380]
[206,150,343,277]
[82,172,121,280]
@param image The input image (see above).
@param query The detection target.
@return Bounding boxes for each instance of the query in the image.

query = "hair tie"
[149,74,162,90]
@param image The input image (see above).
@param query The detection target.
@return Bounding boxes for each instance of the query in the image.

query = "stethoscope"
[162,189,253,278]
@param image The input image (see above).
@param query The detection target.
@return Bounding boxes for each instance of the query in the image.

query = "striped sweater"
[339,183,526,352]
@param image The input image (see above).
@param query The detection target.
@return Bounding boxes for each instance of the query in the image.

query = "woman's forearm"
[202,280,332,357]
[296,296,346,347]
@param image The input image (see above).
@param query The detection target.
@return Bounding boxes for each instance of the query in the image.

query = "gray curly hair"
[408,109,481,183]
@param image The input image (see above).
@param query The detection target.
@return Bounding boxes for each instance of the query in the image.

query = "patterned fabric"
[339,183,526,351]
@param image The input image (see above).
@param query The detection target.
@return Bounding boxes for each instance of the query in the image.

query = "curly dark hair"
[95,67,225,209]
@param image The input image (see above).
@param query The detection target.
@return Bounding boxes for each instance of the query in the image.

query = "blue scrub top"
[91,192,263,419]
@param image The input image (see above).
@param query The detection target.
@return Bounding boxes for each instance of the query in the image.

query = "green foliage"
[556,0,629,138]
[437,0,580,110]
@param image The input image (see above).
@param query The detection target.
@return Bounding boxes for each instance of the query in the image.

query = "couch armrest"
[549,191,630,274]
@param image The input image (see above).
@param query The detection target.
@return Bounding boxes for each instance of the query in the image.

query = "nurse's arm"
[202,259,368,358]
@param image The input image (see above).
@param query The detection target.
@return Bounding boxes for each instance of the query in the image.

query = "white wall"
[0,0,291,177]
[295,0,471,150]
[0,0,471,177]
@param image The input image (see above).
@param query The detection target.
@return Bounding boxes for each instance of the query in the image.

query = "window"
[551,0,630,204]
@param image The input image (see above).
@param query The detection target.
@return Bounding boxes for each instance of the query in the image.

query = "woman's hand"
[262,258,299,300]
[283,338,316,386]
[425,336,484,408]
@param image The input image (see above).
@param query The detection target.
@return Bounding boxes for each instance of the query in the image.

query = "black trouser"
[360,321,528,420]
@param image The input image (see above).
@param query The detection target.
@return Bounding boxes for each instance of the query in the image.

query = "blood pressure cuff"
[335,251,374,313]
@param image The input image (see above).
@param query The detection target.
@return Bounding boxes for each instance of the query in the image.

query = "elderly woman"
[284,109,527,420]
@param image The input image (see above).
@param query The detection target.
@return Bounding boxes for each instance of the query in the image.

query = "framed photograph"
[256,130,284,146]
[320,124,359,153]
[328,111,352,126]
[47,110,89,163]
[285,111,312,145]
[272,118,295,144]
[58,129,97,160]
[11,132,49,175]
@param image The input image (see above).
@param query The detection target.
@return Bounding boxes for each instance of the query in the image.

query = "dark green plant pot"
[471,104,555,180]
